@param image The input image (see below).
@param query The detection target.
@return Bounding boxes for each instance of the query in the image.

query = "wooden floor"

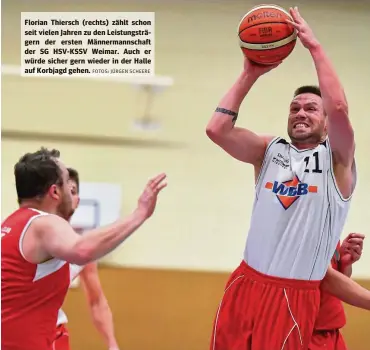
[63,265,370,350]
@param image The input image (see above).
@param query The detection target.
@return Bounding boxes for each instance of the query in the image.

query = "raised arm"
[80,263,119,350]
[30,173,167,265]
[206,57,278,166]
[288,7,355,166]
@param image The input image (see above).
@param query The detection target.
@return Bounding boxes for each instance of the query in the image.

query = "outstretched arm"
[322,267,370,310]
[288,7,354,166]
[28,174,167,265]
[80,263,119,350]
[206,58,277,166]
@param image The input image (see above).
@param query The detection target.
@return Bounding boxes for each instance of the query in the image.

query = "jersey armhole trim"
[69,263,85,281]
[327,139,356,202]
[18,213,48,262]
[255,136,280,189]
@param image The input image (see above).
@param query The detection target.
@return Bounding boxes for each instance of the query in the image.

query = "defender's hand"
[340,233,365,267]
[137,173,167,219]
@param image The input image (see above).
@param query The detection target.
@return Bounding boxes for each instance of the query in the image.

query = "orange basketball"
[238,4,297,65]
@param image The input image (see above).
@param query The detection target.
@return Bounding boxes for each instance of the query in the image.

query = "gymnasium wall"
[3,0,370,276]
[2,0,370,349]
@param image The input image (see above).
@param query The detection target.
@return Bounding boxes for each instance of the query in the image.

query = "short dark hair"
[293,85,321,98]
[14,147,62,203]
[67,167,80,193]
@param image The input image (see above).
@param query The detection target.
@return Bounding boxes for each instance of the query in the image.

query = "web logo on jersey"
[265,175,317,210]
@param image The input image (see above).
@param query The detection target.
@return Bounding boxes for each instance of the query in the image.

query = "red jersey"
[314,242,346,330]
[1,208,70,350]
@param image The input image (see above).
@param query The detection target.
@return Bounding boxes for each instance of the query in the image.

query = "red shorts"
[53,324,70,350]
[309,330,347,350]
[210,261,320,350]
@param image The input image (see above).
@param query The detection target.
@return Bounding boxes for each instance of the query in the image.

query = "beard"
[288,128,323,144]
[66,208,75,222]
[57,200,74,221]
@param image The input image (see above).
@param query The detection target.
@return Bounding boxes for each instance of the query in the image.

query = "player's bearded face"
[287,94,326,143]
[57,181,73,220]
[55,163,73,220]
[69,180,80,217]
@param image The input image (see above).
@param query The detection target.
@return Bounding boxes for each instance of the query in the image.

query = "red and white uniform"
[1,208,70,350]
[53,264,85,350]
[211,137,356,350]
[309,242,347,350]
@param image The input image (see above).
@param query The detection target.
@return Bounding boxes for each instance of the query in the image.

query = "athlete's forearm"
[310,45,354,161]
[75,210,146,264]
[90,297,118,349]
[206,72,257,135]
[340,262,352,278]
[310,44,348,116]
[322,267,370,310]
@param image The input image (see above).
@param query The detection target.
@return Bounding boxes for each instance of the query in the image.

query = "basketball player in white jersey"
[53,168,119,350]
[206,7,370,350]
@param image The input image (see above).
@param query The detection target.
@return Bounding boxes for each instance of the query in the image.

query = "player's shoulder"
[258,134,276,144]
[30,213,69,235]
[256,136,287,162]
[256,135,279,151]
[259,135,288,150]
[2,207,37,222]
[2,208,50,234]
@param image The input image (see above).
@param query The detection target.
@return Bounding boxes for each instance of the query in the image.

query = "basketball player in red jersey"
[1,148,167,350]
[206,6,370,350]
[309,232,365,350]
[53,168,119,350]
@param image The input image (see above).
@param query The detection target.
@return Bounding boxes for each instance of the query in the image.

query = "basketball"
[238,4,297,65]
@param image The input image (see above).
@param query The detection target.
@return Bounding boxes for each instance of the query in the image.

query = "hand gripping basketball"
[243,56,282,79]
[286,7,320,50]
[238,5,297,65]
[137,173,167,219]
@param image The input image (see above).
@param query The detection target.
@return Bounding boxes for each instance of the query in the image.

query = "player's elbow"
[69,253,90,266]
[206,125,225,143]
[329,100,348,118]
[206,126,217,140]
[69,243,94,265]
[335,100,348,116]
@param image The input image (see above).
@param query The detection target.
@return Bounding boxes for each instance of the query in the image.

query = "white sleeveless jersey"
[56,263,85,326]
[244,137,356,280]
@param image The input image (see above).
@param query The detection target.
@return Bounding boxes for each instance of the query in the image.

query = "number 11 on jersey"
[304,152,322,173]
